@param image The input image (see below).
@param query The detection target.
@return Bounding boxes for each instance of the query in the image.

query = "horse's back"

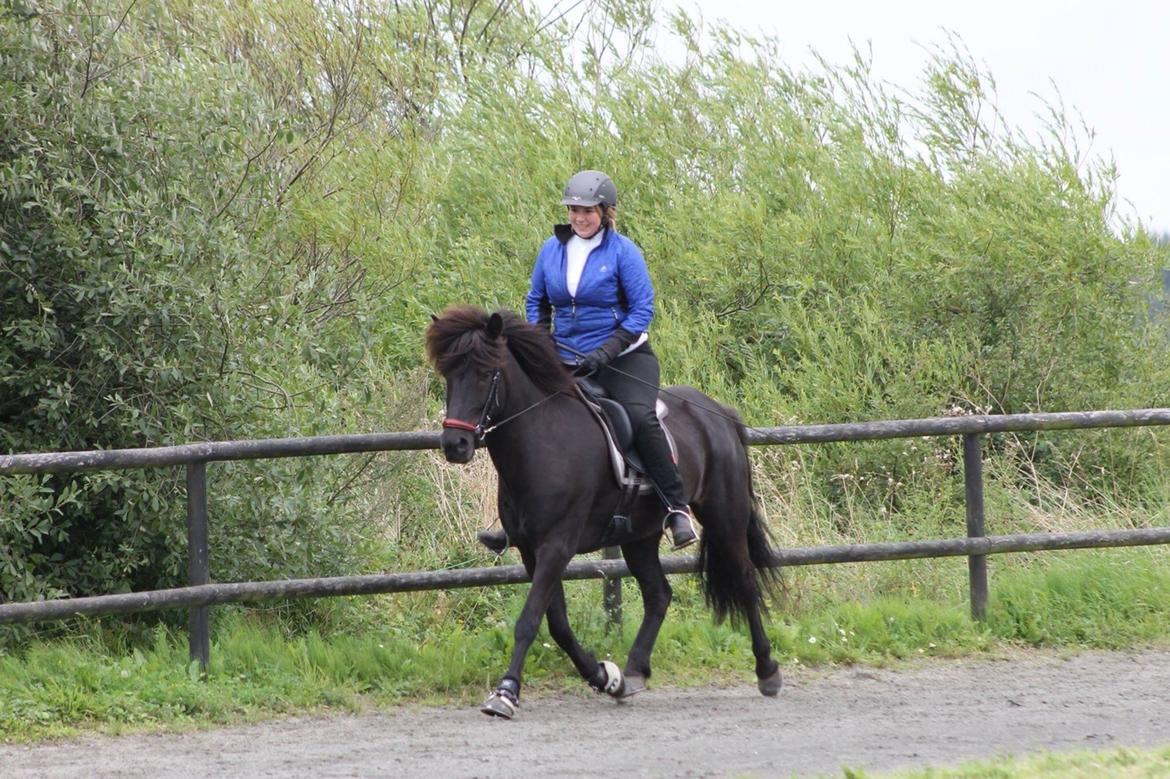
[661,385,744,433]
[660,385,748,464]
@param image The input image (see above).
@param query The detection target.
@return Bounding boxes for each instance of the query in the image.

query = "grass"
[3,547,1170,742]
[836,745,1170,778]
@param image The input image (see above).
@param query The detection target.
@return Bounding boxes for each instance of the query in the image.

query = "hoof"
[476,529,508,555]
[480,689,518,718]
[618,673,646,699]
[757,665,783,697]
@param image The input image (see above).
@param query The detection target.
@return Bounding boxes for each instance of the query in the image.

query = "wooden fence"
[2,408,1169,670]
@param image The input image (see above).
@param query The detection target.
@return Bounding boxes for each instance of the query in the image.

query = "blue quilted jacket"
[525,225,655,361]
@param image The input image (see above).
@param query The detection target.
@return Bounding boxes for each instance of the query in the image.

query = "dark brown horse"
[426,305,782,718]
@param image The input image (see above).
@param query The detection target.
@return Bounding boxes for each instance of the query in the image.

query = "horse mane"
[425,305,575,396]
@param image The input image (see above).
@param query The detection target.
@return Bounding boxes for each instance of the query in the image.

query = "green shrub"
[2,0,1168,627]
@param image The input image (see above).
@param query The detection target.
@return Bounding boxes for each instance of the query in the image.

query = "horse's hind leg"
[744,586,782,696]
[695,495,782,697]
[545,583,623,695]
[618,535,673,696]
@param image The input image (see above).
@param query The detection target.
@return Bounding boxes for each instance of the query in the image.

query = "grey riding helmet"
[561,170,617,207]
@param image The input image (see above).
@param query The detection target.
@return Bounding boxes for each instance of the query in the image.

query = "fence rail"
[2,408,1169,669]
[2,527,1168,625]
[4,409,1168,475]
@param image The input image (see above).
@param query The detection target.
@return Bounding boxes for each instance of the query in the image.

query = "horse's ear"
[430,314,438,323]
[487,312,504,339]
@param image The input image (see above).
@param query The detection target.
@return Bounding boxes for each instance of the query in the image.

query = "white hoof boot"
[597,660,624,697]
[481,686,519,718]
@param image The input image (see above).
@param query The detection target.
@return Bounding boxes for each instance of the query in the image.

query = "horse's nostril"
[442,435,475,463]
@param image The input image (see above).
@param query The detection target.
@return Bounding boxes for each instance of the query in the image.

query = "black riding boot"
[662,506,698,550]
[634,414,698,550]
[591,344,698,550]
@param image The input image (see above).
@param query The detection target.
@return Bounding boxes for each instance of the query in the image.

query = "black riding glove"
[578,328,637,374]
[579,346,614,374]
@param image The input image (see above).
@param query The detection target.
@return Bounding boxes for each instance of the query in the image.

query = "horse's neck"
[497,361,547,420]
[486,365,588,483]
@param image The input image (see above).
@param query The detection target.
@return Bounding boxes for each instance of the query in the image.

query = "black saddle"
[575,377,681,542]
[576,377,647,474]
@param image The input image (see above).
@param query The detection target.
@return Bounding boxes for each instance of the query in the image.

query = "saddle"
[478,380,683,554]
[575,378,678,496]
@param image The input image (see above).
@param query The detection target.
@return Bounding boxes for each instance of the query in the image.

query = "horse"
[425,305,782,718]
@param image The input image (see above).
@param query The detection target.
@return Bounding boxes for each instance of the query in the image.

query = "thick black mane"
[426,305,574,396]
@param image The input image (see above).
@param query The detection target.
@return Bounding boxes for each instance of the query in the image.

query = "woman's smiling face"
[567,205,602,238]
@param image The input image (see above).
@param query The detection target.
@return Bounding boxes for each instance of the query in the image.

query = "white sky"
[656,0,1170,234]
[534,0,1169,232]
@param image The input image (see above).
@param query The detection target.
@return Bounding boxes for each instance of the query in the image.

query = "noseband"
[442,368,501,442]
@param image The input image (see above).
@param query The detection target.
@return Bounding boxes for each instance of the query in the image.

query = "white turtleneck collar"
[565,228,605,297]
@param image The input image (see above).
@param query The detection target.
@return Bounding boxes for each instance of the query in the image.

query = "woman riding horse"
[430,172,781,719]
[478,169,698,552]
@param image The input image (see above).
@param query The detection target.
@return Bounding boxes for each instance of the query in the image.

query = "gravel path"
[3,648,1168,778]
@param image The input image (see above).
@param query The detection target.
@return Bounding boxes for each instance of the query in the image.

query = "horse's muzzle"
[440,428,477,463]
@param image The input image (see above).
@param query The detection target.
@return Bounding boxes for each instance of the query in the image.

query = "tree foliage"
[2,0,1168,608]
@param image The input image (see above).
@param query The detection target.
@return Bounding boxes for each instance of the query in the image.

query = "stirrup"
[664,507,698,550]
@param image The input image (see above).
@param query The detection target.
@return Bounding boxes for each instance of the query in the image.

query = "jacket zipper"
[566,232,606,327]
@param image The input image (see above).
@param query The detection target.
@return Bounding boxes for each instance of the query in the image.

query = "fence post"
[962,433,989,620]
[186,462,210,674]
[603,545,622,631]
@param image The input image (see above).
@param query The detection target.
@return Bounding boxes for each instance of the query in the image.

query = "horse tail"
[697,417,782,625]
[736,422,783,578]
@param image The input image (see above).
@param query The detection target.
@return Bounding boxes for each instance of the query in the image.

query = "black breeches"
[594,344,687,509]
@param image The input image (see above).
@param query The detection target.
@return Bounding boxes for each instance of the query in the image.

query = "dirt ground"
[3,648,1168,778]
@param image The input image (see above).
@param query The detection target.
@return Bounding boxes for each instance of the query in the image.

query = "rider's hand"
[578,346,613,375]
[575,328,636,376]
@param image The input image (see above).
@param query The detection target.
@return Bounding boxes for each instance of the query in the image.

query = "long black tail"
[697,421,782,624]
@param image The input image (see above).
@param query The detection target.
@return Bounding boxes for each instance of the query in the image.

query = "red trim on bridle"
[442,419,480,433]
[440,367,564,442]
[441,369,501,442]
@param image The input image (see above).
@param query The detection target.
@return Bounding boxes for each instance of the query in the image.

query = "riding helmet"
[561,170,617,207]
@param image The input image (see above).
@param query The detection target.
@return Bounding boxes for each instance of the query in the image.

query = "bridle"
[442,368,501,443]
[441,364,564,443]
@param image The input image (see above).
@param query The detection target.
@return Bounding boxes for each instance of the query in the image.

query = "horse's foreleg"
[618,536,673,696]
[545,583,622,695]
[544,582,597,679]
[482,544,573,719]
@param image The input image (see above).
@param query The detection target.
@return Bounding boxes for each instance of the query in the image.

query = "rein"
[480,390,563,436]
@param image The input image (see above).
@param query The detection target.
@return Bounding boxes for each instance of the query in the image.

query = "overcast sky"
[649,0,1169,234]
